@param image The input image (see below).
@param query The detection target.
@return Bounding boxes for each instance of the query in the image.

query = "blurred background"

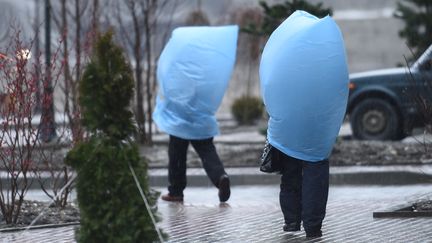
[0,0,425,143]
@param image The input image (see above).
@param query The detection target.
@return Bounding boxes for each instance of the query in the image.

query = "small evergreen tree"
[242,0,332,36]
[65,31,162,243]
[231,96,264,125]
[394,0,432,59]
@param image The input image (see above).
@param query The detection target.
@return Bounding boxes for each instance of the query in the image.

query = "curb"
[2,165,431,190]
[0,222,79,233]
[148,171,432,187]
[148,165,432,187]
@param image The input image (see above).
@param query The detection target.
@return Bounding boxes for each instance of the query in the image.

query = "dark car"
[347,44,432,140]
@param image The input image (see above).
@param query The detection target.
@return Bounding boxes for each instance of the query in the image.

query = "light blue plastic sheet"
[260,10,349,162]
[153,25,238,140]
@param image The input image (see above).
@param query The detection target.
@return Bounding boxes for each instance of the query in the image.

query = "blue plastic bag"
[153,25,238,140]
[260,11,349,162]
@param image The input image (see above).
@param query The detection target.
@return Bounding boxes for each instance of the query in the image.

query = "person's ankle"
[283,222,300,232]
[218,174,230,202]
[161,193,183,202]
[305,229,322,238]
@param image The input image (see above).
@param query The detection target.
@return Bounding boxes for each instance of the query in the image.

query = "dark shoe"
[283,223,300,232]
[161,194,183,202]
[218,174,230,202]
[306,230,322,238]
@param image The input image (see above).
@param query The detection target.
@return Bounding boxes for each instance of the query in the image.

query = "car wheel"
[350,98,401,140]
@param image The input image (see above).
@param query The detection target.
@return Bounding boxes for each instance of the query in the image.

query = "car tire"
[350,98,401,140]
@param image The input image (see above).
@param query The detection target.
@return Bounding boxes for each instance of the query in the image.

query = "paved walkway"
[2,184,432,242]
[2,120,432,242]
[157,185,432,242]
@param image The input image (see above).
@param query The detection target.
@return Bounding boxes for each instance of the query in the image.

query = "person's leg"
[165,135,189,199]
[279,150,302,231]
[191,138,227,186]
[191,138,230,202]
[301,159,329,238]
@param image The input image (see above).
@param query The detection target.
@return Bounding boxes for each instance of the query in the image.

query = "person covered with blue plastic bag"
[260,11,349,238]
[153,25,238,203]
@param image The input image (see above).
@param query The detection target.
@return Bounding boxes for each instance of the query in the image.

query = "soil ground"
[142,138,432,168]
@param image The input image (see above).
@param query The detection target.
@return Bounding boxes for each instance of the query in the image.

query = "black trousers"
[168,135,227,197]
[277,148,329,233]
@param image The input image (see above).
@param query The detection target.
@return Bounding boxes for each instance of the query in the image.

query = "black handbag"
[259,139,281,173]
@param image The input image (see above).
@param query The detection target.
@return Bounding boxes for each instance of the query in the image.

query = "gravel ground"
[142,138,432,168]
[331,139,432,166]
[0,201,79,230]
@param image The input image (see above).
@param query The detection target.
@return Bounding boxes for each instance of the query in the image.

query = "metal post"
[41,0,56,142]
[34,0,41,112]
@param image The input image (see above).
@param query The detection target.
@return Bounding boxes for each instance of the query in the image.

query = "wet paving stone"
[2,185,432,242]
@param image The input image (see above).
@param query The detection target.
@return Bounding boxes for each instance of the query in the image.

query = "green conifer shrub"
[394,0,432,59]
[242,0,332,36]
[231,96,264,125]
[65,31,162,243]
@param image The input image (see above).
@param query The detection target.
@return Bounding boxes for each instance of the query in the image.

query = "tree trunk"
[144,0,153,144]
[130,0,147,143]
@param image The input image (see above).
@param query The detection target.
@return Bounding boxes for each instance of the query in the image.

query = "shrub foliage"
[65,31,161,243]
[242,0,332,36]
[231,96,264,125]
[394,0,432,59]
